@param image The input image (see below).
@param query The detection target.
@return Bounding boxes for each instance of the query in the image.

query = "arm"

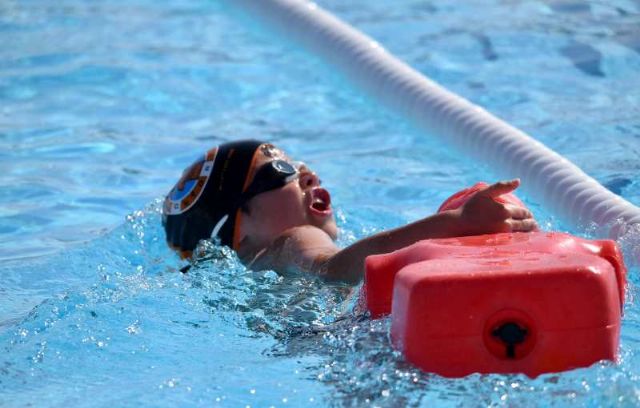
[250,180,537,283]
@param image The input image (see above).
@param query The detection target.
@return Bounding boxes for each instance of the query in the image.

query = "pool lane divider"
[231,0,640,262]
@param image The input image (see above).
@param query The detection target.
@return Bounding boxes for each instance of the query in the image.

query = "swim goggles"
[238,159,302,208]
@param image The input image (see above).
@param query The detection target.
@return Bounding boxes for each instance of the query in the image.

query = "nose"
[298,167,320,190]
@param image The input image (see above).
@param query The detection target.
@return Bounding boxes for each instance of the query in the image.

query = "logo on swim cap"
[164,148,217,215]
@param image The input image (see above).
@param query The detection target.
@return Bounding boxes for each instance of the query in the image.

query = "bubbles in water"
[616,221,640,269]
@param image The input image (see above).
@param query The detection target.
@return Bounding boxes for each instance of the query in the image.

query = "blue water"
[1,0,639,406]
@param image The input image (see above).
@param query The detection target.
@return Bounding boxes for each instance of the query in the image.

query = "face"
[236,144,337,257]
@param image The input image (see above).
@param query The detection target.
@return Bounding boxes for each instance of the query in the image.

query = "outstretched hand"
[455,179,538,235]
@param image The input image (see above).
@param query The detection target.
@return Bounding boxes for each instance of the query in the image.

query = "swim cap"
[162,139,265,257]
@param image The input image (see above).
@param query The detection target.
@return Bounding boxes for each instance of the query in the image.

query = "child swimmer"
[163,140,538,283]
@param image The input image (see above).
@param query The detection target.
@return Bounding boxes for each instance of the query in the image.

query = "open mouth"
[309,187,332,215]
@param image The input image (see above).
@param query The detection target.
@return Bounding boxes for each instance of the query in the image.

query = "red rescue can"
[363,232,626,377]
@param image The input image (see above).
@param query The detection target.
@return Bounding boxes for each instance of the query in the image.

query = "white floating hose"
[232,0,640,262]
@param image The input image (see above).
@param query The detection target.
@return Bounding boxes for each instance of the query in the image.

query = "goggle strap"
[211,214,230,239]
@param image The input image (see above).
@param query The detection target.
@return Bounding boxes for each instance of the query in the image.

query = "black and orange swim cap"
[162,139,265,257]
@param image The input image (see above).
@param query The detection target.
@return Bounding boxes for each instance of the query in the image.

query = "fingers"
[478,179,520,199]
[505,204,533,220]
[506,218,539,232]
[505,202,537,232]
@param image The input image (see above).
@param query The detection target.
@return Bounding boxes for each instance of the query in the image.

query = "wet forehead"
[260,143,289,160]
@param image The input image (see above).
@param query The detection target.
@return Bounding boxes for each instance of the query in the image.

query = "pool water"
[1,0,639,406]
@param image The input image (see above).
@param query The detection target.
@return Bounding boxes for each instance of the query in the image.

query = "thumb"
[478,179,520,199]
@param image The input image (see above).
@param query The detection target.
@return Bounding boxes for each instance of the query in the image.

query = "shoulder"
[248,225,339,273]
[275,225,336,247]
